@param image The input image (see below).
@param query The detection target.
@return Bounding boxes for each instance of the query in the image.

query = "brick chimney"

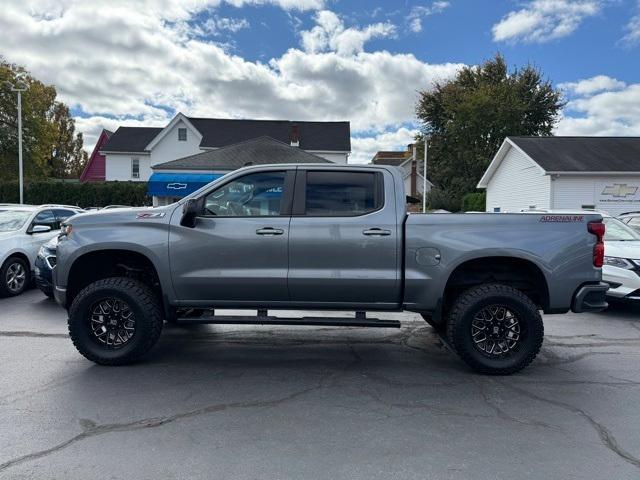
[290,124,300,147]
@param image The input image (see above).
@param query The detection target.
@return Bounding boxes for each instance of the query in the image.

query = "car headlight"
[60,223,73,237]
[603,256,634,269]
[38,245,47,257]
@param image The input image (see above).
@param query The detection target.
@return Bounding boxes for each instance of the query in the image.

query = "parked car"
[0,204,83,297]
[54,164,607,374]
[617,211,640,234]
[602,216,640,301]
[35,235,58,297]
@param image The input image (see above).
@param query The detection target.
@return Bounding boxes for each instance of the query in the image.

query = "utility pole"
[423,135,430,213]
[4,75,28,204]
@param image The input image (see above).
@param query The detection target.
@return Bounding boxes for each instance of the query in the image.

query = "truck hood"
[67,206,175,226]
[605,240,640,260]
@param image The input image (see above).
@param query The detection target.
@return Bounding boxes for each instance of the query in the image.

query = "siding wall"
[485,146,550,212]
[551,175,640,216]
[149,119,202,168]
[105,153,152,182]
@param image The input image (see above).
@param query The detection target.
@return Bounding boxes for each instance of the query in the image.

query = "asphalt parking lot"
[1,290,639,479]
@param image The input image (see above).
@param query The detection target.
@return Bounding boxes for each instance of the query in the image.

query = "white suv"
[0,204,83,297]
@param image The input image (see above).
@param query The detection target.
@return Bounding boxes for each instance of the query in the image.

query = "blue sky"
[1,0,639,163]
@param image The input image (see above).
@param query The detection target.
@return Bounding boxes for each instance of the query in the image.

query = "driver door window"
[31,210,56,231]
[203,171,286,217]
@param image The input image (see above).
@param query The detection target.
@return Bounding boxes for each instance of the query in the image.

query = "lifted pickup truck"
[54,164,608,374]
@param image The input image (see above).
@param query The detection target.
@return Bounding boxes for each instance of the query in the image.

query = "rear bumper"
[571,282,609,313]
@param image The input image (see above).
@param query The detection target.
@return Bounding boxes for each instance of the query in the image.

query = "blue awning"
[148,172,225,197]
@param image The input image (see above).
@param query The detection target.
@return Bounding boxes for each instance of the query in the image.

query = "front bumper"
[571,282,609,313]
[34,256,53,293]
[602,265,640,300]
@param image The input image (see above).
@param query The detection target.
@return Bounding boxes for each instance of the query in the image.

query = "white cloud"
[558,75,626,96]
[198,16,250,35]
[0,1,462,156]
[350,127,418,164]
[557,81,640,136]
[300,10,396,56]
[492,0,602,43]
[406,1,450,33]
[621,1,640,45]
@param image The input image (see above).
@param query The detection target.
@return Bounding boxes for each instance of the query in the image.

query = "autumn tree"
[0,57,87,181]
[416,54,564,210]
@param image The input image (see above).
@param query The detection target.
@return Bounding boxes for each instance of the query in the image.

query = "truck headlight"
[603,256,634,269]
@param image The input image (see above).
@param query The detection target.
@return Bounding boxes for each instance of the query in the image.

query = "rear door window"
[298,171,383,216]
[53,209,78,228]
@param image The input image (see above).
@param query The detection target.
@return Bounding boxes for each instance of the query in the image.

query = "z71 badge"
[136,212,166,219]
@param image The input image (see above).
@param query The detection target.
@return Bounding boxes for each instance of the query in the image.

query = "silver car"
[0,204,82,296]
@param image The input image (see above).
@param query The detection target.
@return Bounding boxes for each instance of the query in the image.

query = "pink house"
[79,129,113,182]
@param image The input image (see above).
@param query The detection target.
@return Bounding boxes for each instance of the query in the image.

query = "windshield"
[0,210,32,232]
[603,217,640,241]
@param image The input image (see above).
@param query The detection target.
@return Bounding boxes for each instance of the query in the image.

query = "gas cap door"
[416,247,441,266]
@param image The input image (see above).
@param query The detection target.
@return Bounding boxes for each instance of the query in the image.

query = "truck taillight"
[588,221,605,268]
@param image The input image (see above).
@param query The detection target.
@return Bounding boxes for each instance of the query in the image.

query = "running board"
[175,316,401,328]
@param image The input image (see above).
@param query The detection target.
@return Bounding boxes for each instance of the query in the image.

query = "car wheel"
[446,283,543,375]
[68,277,163,365]
[0,256,29,297]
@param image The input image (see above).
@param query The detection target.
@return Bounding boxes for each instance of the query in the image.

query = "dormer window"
[178,128,187,141]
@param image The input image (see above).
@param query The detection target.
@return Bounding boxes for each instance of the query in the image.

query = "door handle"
[363,228,391,236]
[256,227,284,236]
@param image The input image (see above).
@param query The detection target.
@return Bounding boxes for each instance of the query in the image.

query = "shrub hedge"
[461,192,486,212]
[0,181,152,208]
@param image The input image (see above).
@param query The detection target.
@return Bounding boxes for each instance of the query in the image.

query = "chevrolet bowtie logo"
[601,184,638,197]
[167,183,187,190]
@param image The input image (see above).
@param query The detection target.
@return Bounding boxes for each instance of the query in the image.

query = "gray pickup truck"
[53,164,608,374]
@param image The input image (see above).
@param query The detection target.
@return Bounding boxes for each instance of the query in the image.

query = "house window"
[493,207,501,213]
[178,128,187,141]
[131,158,140,179]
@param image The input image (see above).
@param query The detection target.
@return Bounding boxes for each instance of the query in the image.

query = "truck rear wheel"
[68,277,163,365]
[446,283,543,375]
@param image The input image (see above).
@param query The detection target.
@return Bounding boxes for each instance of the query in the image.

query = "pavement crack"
[498,381,640,469]
[475,380,560,431]
[0,382,323,473]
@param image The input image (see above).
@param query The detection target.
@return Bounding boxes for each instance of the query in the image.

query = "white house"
[478,136,640,216]
[99,113,351,182]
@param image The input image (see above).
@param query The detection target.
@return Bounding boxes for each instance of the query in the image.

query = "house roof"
[371,150,410,166]
[102,127,163,153]
[152,136,331,171]
[510,136,640,172]
[478,136,640,188]
[102,116,351,153]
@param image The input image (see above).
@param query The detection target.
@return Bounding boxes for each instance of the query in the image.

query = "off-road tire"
[68,277,163,365]
[0,256,29,297]
[446,283,543,375]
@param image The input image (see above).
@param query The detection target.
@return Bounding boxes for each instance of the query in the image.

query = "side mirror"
[180,198,203,228]
[30,224,52,234]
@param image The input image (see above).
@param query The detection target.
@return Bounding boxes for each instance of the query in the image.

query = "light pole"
[4,74,28,204]
[422,135,430,213]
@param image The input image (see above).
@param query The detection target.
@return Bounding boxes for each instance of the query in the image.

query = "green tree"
[0,57,87,181]
[416,54,564,209]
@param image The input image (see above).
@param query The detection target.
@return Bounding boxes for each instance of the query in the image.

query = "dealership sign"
[597,182,640,208]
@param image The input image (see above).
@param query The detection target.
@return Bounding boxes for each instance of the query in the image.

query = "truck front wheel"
[68,277,163,365]
[446,283,543,375]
